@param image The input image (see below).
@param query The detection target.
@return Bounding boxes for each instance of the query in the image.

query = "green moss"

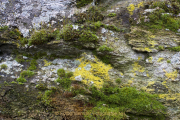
[90,21,103,30]
[167,60,171,63]
[98,45,114,52]
[20,70,34,78]
[79,30,98,42]
[104,24,121,32]
[36,83,48,91]
[88,85,166,116]
[28,29,55,45]
[38,89,55,106]
[75,6,104,23]
[66,72,74,78]
[28,59,37,70]
[15,55,25,63]
[1,64,7,70]
[107,13,117,17]
[56,78,71,89]
[168,46,180,51]
[17,77,27,83]
[59,24,98,43]
[59,25,80,41]
[0,26,8,32]
[115,78,121,84]
[158,46,165,51]
[56,69,73,89]
[139,1,180,32]
[76,0,93,8]
[57,69,66,77]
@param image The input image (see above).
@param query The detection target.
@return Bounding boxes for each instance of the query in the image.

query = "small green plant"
[99,45,114,52]
[1,64,7,70]
[115,78,121,84]
[107,13,117,17]
[167,60,171,63]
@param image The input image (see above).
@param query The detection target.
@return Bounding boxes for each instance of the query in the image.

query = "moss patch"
[76,0,93,8]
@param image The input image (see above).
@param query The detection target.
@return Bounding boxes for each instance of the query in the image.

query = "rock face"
[0,0,75,37]
[1,0,180,119]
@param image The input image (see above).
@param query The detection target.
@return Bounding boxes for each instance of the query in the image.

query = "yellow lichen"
[163,69,178,81]
[132,62,145,73]
[127,4,135,15]
[137,2,144,8]
[148,40,157,47]
[147,81,155,86]
[148,57,153,63]
[146,88,155,92]
[144,47,152,52]
[162,80,168,88]
[157,58,164,62]
[159,93,180,101]
[44,59,52,66]
[72,53,112,89]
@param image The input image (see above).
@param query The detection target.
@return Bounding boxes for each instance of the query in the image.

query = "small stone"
[23,56,28,59]
[177,29,180,33]
[75,75,82,81]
